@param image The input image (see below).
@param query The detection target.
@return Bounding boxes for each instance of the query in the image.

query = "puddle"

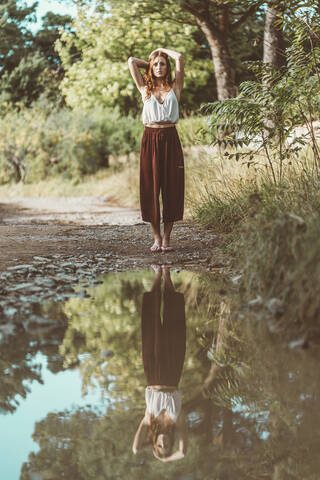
[1,268,320,479]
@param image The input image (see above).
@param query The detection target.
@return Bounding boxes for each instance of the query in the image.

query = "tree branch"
[183,0,219,37]
[218,5,229,36]
[231,0,265,31]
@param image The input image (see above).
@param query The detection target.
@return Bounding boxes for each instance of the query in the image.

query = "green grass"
[191,149,320,334]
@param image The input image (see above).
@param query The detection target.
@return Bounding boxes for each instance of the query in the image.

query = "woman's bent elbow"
[128,56,134,65]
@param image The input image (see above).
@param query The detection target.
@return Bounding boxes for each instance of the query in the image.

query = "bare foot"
[151,264,162,274]
[161,244,173,252]
[150,240,162,252]
[161,237,173,252]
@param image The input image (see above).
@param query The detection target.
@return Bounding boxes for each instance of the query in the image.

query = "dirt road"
[0,197,225,272]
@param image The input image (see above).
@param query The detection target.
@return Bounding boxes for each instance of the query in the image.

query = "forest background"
[1,0,320,333]
[2,3,320,477]
[0,0,316,184]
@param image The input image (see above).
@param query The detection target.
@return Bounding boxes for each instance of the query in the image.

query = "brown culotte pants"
[141,286,186,386]
[140,126,184,224]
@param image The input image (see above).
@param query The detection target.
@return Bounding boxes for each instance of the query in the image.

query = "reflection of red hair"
[143,52,173,99]
[148,414,175,458]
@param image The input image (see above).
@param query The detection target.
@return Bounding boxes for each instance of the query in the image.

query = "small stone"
[0,323,16,335]
[266,298,284,317]
[289,337,308,350]
[35,278,56,287]
[3,307,18,317]
[231,274,242,284]
[61,262,76,268]
[55,274,78,283]
[7,264,34,271]
[33,256,51,262]
[7,283,35,292]
[247,296,263,307]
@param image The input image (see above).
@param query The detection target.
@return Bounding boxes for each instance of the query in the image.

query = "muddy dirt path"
[0,197,226,272]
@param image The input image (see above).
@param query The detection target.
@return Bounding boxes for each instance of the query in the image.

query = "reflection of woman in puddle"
[133,265,187,461]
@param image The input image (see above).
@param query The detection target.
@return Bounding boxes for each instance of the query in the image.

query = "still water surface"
[1,268,320,479]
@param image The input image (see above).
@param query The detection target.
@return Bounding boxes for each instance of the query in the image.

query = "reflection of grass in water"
[191,276,320,480]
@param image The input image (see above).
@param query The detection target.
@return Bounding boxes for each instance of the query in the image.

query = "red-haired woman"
[128,49,184,252]
[132,265,187,461]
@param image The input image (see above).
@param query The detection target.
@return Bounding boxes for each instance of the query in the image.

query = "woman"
[128,48,185,252]
[132,265,187,461]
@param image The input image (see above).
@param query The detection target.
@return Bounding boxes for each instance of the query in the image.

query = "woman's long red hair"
[143,52,173,99]
[148,413,175,458]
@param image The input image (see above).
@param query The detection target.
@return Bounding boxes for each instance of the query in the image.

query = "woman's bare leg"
[162,265,174,291]
[162,222,174,251]
[150,221,162,252]
[150,264,162,290]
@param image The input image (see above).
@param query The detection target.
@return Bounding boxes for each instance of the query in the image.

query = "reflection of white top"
[142,88,179,125]
[145,387,182,423]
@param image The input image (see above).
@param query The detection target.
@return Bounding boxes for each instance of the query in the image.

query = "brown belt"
[145,123,176,128]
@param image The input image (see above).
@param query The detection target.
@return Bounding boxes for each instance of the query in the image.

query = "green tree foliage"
[57,3,214,114]
[104,0,266,99]
[203,12,320,184]
[0,1,73,105]
[57,1,270,113]
[0,0,36,73]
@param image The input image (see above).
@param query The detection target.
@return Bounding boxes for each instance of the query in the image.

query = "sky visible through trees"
[25,0,77,31]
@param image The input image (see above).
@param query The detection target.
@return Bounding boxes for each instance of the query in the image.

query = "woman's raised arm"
[128,57,148,93]
[132,415,149,454]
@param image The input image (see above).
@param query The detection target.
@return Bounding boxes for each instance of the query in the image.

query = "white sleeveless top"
[145,387,182,423]
[142,88,179,125]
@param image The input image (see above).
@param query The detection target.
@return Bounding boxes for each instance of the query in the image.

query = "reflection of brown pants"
[140,126,184,224]
[141,287,186,386]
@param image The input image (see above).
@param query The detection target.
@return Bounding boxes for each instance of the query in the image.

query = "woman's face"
[152,55,167,78]
[155,433,171,457]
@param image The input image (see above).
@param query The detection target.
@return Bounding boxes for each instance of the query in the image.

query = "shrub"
[202,16,320,185]
[0,105,143,183]
[177,116,210,147]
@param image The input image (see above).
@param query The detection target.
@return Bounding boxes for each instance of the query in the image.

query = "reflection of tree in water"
[20,271,320,479]
[60,273,147,400]
[20,407,142,480]
[0,303,68,413]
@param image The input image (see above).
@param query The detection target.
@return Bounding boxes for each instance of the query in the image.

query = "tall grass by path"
[192,146,320,335]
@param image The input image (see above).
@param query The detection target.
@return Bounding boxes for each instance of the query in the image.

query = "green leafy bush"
[177,116,210,147]
[0,105,143,183]
[202,16,320,185]
[0,101,207,184]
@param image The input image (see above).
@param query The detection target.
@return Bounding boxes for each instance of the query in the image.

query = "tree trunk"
[196,15,237,100]
[7,153,22,182]
[263,4,285,68]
